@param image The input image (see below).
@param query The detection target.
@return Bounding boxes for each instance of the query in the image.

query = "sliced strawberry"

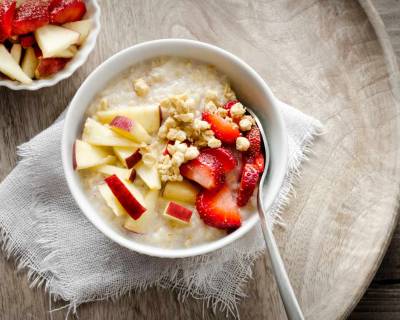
[246,126,261,155]
[33,45,42,57]
[19,34,36,48]
[196,184,241,229]
[35,57,70,78]
[237,164,259,207]
[201,147,237,173]
[223,100,238,110]
[180,153,225,190]
[12,0,49,35]
[49,0,86,24]
[202,112,240,144]
[244,152,265,173]
[0,0,16,41]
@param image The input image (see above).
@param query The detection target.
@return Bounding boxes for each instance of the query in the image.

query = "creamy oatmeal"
[74,57,264,249]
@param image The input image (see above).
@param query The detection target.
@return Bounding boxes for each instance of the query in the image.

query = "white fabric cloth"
[0,102,322,317]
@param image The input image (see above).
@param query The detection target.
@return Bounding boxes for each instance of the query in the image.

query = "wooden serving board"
[0,0,399,319]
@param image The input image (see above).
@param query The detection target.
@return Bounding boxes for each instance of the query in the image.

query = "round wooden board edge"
[341,1,400,318]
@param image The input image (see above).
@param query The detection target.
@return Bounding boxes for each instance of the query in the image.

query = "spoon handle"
[257,190,305,320]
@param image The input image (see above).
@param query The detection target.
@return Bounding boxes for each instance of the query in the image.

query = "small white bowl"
[0,0,101,91]
[62,39,288,258]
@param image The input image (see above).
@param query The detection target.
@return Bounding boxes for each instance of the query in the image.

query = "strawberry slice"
[223,100,238,110]
[244,152,265,173]
[202,112,240,144]
[180,153,225,190]
[0,0,16,41]
[246,126,261,155]
[35,57,70,78]
[237,164,259,207]
[19,34,36,48]
[201,147,237,173]
[196,184,241,229]
[12,0,49,35]
[49,0,86,24]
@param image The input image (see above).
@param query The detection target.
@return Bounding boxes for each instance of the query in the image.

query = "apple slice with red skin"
[113,146,141,168]
[104,174,146,220]
[163,201,193,224]
[110,116,152,144]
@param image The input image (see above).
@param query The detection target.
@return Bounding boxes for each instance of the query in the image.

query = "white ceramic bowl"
[62,39,288,258]
[0,0,101,91]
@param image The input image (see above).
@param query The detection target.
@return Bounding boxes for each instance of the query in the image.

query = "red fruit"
[201,147,237,173]
[223,100,238,110]
[105,175,146,220]
[246,126,261,155]
[35,57,70,78]
[125,150,142,169]
[237,164,259,207]
[49,0,86,24]
[244,152,265,173]
[202,112,240,144]
[0,0,16,41]
[19,34,35,48]
[33,45,42,57]
[12,0,49,35]
[180,153,225,190]
[129,169,136,182]
[196,184,241,230]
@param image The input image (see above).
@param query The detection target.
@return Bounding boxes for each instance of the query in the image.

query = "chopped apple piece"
[163,201,192,224]
[73,139,115,170]
[82,118,139,147]
[96,104,161,134]
[98,184,127,217]
[34,24,79,58]
[135,161,161,190]
[10,44,22,64]
[62,19,91,45]
[163,180,199,204]
[109,116,152,143]
[112,146,142,168]
[104,174,146,220]
[96,165,131,181]
[21,47,38,79]
[52,45,77,58]
[124,189,160,233]
[0,44,32,84]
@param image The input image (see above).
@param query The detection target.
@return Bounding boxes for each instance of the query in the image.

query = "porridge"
[74,57,265,249]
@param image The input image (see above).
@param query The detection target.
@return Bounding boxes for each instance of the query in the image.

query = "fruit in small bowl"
[0,0,100,90]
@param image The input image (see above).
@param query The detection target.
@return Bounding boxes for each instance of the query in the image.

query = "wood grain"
[1,0,400,319]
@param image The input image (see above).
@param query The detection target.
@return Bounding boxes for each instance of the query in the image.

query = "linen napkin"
[0,101,322,317]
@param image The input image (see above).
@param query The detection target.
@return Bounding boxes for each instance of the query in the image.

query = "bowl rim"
[0,0,101,91]
[62,39,288,258]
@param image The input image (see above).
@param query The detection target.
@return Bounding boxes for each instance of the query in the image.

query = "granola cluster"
[156,87,256,182]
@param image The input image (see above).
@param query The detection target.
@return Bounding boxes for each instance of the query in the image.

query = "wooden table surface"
[1,1,400,319]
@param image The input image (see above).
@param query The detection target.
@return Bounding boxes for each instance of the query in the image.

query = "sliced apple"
[163,201,192,224]
[10,44,22,64]
[98,184,127,217]
[82,118,139,147]
[96,104,161,134]
[34,25,80,58]
[96,164,131,181]
[0,44,32,84]
[112,146,142,168]
[163,180,199,204]
[135,161,161,190]
[104,174,146,220]
[52,45,77,58]
[109,116,152,143]
[62,19,92,45]
[124,189,159,233]
[21,47,38,79]
[73,139,115,170]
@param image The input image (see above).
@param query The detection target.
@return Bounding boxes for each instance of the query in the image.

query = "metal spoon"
[247,108,305,320]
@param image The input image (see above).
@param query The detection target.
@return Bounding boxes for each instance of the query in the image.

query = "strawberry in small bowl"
[0,0,100,90]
